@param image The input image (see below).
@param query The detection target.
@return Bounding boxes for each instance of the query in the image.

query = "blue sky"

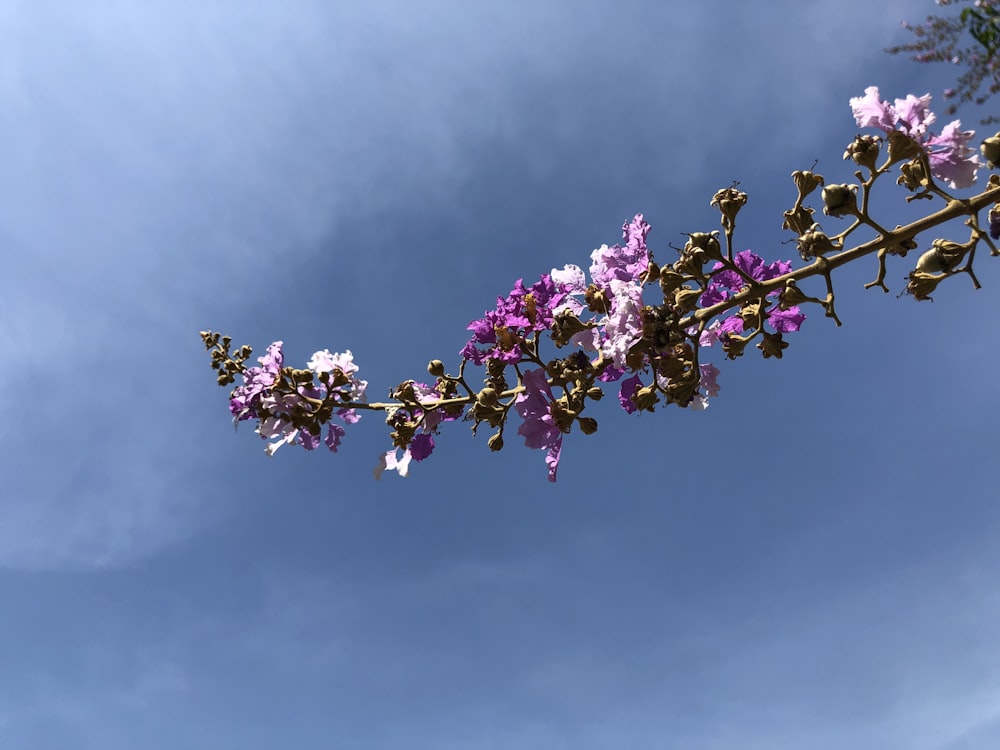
[3,1,1000,747]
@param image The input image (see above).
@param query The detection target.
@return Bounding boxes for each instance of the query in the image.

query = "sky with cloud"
[2,0,1000,747]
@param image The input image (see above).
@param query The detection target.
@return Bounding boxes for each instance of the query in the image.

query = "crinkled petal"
[618,373,642,414]
[767,305,806,333]
[850,86,895,131]
[410,434,435,462]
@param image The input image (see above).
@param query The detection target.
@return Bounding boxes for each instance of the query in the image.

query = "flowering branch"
[203,87,1000,482]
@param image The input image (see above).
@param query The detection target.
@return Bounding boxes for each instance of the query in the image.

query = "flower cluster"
[698,249,806,359]
[375,379,462,479]
[461,275,568,365]
[225,340,368,456]
[850,86,980,188]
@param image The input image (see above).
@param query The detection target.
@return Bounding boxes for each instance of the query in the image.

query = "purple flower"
[589,214,650,290]
[699,320,722,348]
[699,363,720,397]
[462,274,567,365]
[230,341,284,422]
[618,373,643,414]
[307,348,368,426]
[891,92,936,136]
[717,315,744,337]
[514,369,563,482]
[409,434,435,462]
[597,365,626,383]
[231,343,367,457]
[850,86,896,131]
[926,121,979,189]
[767,306,806,333]
[325,424,346,452]
[706,250,791,297]
[701,250,805,339]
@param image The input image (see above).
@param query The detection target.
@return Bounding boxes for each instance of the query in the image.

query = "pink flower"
[850,86,979,189]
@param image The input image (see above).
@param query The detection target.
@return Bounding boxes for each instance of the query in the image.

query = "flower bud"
[550,400,576,432]
[722,334,749,360]
[782,205,816,235]
[843,134,882,173]
[577,416,598,435]
[641,260,661,283]
[673,286,702,313]
[427,359,445,377]
[915,240,963,274]
[683,231,723,262]
[710,188,748,232]
[632,383,659,412]
[586,387,604,400]
[796,224,841,260]
[896,159,929,191]
[487,432,504,451]
[821,184,859,218]
[885,129,923,164]
[791,170,825,201]
[585,284,610,314]
[779,279,811,308]
[756,332,788,359]
[905,271,942,301]
[551,310,591,348]
[658,268,685,294]
[982,133,1000,169]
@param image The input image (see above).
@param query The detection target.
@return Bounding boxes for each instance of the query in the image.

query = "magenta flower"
[409,434,435,462]
[514,368,563,482]
[462,274,567,365]
[701,250,804,337]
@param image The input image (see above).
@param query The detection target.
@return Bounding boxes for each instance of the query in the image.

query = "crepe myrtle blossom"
[229,340,284,422]
[699,249,806,340]
[372,380,461,479]
[616,362,722,415]
[462,274,567,365]
[589,214,651,290]
[229,342,368,456]
[514,368,563,482]
[373,434,435,480]
[850,86,980,189]
[548,216,652,368]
